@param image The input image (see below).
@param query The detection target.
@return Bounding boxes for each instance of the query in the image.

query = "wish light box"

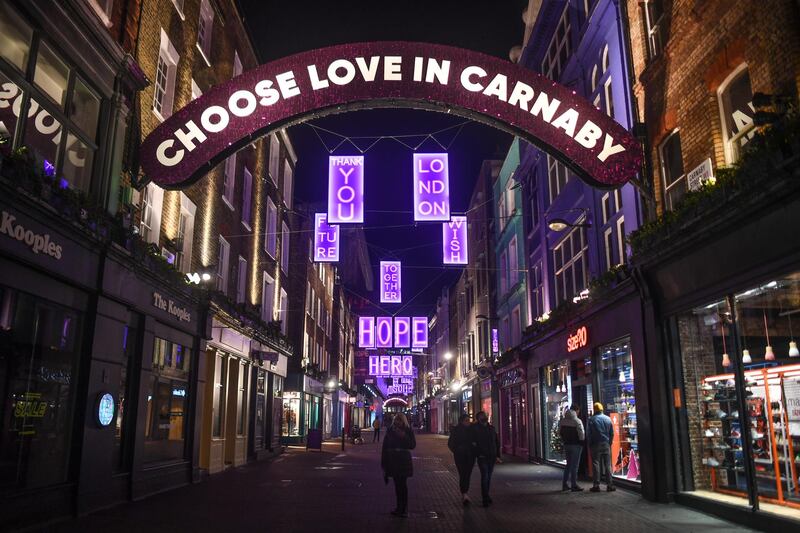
[328,155,364,223]
[413,153,450,222]
[442,215,468,265]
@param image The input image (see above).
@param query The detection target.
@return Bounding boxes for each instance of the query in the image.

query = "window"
[541,3,571,80]
[718,66,755,164]
[265,197,278,257]
[236,361,248,435]
[281,222,290,273]
[305,282,312,315]
[269,134,280,185]
[659,130,685,210]
[510,306,521,347]
[508,236,518,288]
[498,192,507,231]
[262,272,275,322]
[0,4,33,71]
[506,179,517,215]
[217,236,230,294]
[601,193,610,224]
[604,227,614,270]
[499,250,508,296]
[196,0,213,66]
[144,338,191,463]
[171,0,186,20]
[591,65,598,92]
[114,312,139,472]
[279,289,288,335]
[616,216,626,265]
[212,353,226,437]
[614,189,623,212]
[601,44,609,73]
[283,160,294,209]
[190,79,201,100]
[222,153,236,208]
[153,29,179,120]
[643,0,666,60]
[236,256,247,303]
[175,193,196,273]
[88,0,114,27]
[233,50,242,78]
[530,261,543,320]
[241,166,253,229]
[553,226,588,305]
[547,155,570,202]
[139,182,164,244]
[604,78,614,118]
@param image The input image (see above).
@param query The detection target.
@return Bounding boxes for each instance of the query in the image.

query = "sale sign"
[413,153,450,221]
[442,215,468,264]
[328,155,364,223]
[380,261,401,303]
[313,213,339,262]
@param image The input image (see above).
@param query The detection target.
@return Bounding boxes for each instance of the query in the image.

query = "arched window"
[717,64,755,163]
[601,44,609,73]
[591,64,598,92]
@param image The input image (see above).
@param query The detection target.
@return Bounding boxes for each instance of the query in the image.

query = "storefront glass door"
[542,360,571,463]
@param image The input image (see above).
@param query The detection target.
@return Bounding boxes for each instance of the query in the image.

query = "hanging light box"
[413,153,450,221]
[442,215,468,265]
[313,213,340,262]
[380,261,402,303]
[328,155,364,223]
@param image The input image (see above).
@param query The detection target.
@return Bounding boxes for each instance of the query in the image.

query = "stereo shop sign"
[141,42,641,191]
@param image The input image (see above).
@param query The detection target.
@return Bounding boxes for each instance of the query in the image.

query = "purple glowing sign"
[442,215,468,264]
[369,355,414,377]
[328,156,364,223]
[380,261,402,304]
[359,316,375,348]
[491,328,499,355]
[376,317,393,348]
[394,317,411,348]
[140,43,641,192]
[413,153,450,221]
[313,213,340,262]
[412,317,428,349]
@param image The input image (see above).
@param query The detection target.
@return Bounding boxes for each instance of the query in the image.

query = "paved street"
[49,433,752,533]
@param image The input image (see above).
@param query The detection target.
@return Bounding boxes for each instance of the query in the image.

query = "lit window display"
[282,392,301,437]
[543,360,571,463]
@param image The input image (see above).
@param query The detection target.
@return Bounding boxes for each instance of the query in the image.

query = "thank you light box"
[413,153,451,221]
[328,155,364,223]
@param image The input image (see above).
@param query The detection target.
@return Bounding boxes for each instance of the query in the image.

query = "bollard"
[342,426,345,451]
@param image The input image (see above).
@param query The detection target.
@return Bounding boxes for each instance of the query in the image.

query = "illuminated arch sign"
[141,42,641,190]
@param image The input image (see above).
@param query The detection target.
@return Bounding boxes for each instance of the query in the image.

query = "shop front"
[479,378,493,423]
[249,349,288,461]
[281,374,323,444]
[497,361,529,459]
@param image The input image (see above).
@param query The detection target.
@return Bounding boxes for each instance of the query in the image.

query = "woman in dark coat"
[448,414,475,505]
[381,412,416,517]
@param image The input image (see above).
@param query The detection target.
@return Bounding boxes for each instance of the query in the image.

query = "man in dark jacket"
[559,405,585,492]
[381,413,416,517]
[587,402,615,492]
[448,414,475,505]
[471,411,501,507]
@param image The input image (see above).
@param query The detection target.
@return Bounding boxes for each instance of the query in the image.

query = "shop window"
[153,29,178,120]
[216,235,230,294]
[196,0,214,66]
[281,222,290,273]
[542,360,572,462]
[283,160,294,209]
[222,153,236,209]
[114,312,140,473]
[718,66,755,164]
[236,256,247,304]
[547,154,570,203]
[659,130,685,211]
[598,338,640,482]
[541,3,571,80]
[0,286,81,490]
[175,193,196,273]
[236,361,248,435]
[269,134,280,185]
[282,391,301,437]
[553,226,588,305]
[265,197,278,257]
[212,352,226,438]
[643,0,667,60]
[143,338,191,463]
[139,182,164,245]
[262,272,275,322]
[0,4,32,71]
[241,166,252,229]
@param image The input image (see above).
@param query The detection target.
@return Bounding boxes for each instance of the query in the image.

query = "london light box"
[413,153,450,222]
[313,213,340,262]
[380,261,402,303]
[442,215,468,264]
[328,155,364,223]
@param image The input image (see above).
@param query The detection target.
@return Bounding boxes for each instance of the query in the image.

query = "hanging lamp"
[721,319,731,368]
[788,311,799,357]
[763,309,775,361]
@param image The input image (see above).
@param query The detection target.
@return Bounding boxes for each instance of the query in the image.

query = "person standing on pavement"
[381,412,416,517]
[587,402,616,492]
[559,405,585,492]
[373,417,382,442]
[471,411,502,507]
[448,414,475,505]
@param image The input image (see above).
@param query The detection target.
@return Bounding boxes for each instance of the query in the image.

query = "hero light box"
[442,215,468,265]
[413,153,450,221]
[313,213,339,262]
[380,261,401,303]
[358,316,428,348]
[328,155,364,223]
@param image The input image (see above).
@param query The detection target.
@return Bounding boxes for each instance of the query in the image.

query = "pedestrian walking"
[587,402,616,492]
[448,414,475,505]
[471,411,501,507]
[381,412,416,517]
[559,404,585,492]
[372,417,381,442]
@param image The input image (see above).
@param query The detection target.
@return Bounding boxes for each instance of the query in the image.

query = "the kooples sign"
[566,326,589,353]
[1,210,63,259]
[152,292,191,323]
[140,42,641,190]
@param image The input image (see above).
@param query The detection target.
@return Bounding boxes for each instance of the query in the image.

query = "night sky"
[238,0,525,315]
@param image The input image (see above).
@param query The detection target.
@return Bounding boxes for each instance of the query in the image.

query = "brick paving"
[49,433,753,533]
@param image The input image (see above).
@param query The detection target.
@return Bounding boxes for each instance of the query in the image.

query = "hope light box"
[313,213,339,262]
[413,153,450,222]
[328,155,364,223]
[380,261,401,303]
[358,316,428,348]
[442,215,468,265]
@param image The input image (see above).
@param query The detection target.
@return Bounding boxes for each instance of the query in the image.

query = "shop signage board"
[140,42,641,191]
[413,153,450,221]
[566,326,588,352]
[327,156,364,223]
[380,261,401,303]
[492,328,499,354]
[687,158,714,191]
[152,292,192,322]
[1,209,63,259]
[442,215,468,264]
[785,380,800,434]
[313,213,340,261]
[499,367,525,388]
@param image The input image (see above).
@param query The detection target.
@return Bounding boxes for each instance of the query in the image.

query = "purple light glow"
[368,355,414,377]
[358,316,375,348]
[380,261,401,304]
[442,215,468,264]
[328,156,364,223]
[413,153,450,221]
[313,213,340,262]
[492,328,499,354]
[394,317,410,348]
[412,317,428,348]
[376,317,393,348]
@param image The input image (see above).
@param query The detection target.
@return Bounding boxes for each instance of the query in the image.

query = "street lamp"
[546,208,592,232]
[444,351,453,360]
